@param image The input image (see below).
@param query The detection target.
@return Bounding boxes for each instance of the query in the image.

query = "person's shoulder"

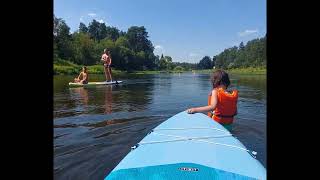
[212,88,218,92]
[211,89,218,95]
[232,89,239,95]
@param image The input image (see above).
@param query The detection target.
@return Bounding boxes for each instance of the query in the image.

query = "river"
[54,72,266,180]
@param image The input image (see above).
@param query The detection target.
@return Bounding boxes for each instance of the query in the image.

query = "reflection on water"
[69,87,89,105]
[104,86,112,114]
[54,73,266,180]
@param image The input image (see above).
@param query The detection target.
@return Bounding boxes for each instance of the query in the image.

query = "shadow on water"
[54,115,166,180]
[54,72,266,179]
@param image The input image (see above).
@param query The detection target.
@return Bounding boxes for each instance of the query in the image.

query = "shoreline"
[54,63,266,76]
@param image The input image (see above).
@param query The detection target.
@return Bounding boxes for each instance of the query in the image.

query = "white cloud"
[238,29,258,37]
[80,16,84,22]
[88,13,97,17]
[155,45,163,49]
[82,13,107,24]
[154,45,165,55]
[189,53,200,57]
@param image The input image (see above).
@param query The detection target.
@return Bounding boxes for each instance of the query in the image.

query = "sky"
[54,0,266,63]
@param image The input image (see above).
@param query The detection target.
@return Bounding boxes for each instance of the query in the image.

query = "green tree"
[98,38,115,53]
[119,31,126,36]
[159,55,167,70]
[164,56,174,70]
[239,42,245,50]
[54,41,58,60]
[172,62,194,70]
[105,26,120,41]
[118,46,135,71]
[71,33,96,65]
[79,23,88,33]
[157,55,174,70]
[88,19,100,40]
[214,36,266,68]
[197,56,212,69]
[53,15,73,60]
[125,26,155,70]
[54,16,209,72]
[136,51,147,70]
[212,56,216,67]
[115,36,130,48]
[98,23,108,40]
[174,66,184,71]
[154,55,160,70]
[88,19,108,41]
[126,26,154,54]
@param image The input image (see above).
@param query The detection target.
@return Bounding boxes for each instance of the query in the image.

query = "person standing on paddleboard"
[101,49,113,82]
[187,70,238,131]
[74,66,89,84]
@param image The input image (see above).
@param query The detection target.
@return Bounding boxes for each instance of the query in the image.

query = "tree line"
[196,36,266,69]
[54,15,181,71]
[54,15,265,71]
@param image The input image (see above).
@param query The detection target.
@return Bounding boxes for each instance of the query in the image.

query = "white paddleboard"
[68,81,123,87]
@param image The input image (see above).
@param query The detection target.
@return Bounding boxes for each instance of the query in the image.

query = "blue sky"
[54,0,266,63]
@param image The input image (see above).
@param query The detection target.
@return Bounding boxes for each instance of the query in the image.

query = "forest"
[54,15,266,73]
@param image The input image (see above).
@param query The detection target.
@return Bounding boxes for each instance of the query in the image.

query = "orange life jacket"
[207,88,238,124]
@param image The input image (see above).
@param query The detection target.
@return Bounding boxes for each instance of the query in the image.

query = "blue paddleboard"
[105,111,266,180]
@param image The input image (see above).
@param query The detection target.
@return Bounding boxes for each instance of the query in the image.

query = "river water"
[54,72,266,180]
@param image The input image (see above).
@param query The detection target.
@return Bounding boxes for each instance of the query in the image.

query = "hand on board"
[187,108,196,114]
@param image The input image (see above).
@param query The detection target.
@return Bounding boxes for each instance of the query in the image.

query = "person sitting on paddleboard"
[101,49,113,82]
[74,66,88,84]
[187,70,238,131]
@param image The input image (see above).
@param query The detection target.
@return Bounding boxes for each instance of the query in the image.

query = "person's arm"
[187,89,218,114]
[101,55,106,63]
[82,73,88,82]
[77,72,82,79]
[108,56,112,66]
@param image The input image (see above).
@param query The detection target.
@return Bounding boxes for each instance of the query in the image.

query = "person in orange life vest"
[187,70,238,131]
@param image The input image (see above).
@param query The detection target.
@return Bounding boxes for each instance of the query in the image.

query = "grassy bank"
[54,60,265,75]
[54,60,127,76]
[54,65,186,75]
[193,67,266,75]
[228,67,266,75]
[54,60,186,75]
[131,70,186,74]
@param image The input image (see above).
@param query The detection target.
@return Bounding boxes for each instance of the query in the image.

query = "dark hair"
[82,66,87,72]
[211,70,230,88]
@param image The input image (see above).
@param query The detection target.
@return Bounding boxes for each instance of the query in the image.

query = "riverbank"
[54,61,265,75]
[193,67,266,75]
[54,62,185,75]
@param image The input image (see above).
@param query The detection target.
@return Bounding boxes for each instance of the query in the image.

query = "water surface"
[54,73,266,180]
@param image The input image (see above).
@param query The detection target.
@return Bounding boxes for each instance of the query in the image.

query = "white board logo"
[178,167,199,172]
